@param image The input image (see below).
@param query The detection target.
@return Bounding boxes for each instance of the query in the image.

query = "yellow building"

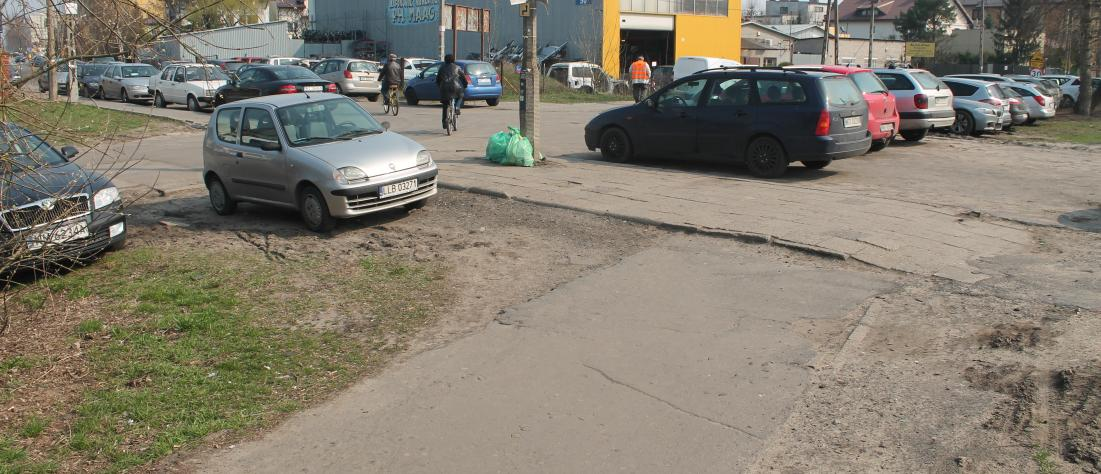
[601,0,743,75]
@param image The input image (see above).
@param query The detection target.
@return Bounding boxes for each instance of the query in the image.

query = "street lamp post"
[867,0,878,67]
[979,0,986,72]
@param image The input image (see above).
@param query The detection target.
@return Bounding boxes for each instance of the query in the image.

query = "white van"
[672,56,741,80]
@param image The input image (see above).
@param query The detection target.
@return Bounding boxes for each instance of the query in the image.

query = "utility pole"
[867,0,877,67]
[833,0,840,64]
[979,0,985,72]
[46,0,57,100]
[821,0,831,63]
[519,0,539,157]
[438,0,446,60]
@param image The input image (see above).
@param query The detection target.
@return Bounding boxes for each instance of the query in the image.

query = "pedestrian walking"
[629,55,652,103]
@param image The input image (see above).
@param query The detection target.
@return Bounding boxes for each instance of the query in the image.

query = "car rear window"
[572,66,594,78]
[876,72,914,91]
[822,76,863,107]
[850,71,886,94]
[988,84,1005,99]
[945,81,978,96]
[911,71,946,90]
[757,79,806,104]
[465,63,496,76]
[271,67,321,80]
[349,62,378,73]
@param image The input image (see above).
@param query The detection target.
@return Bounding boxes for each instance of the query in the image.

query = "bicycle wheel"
[391,91,400,116]
[383,99,391,115]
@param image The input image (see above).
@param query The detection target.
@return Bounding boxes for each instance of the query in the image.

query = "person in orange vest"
[628,55,652,103]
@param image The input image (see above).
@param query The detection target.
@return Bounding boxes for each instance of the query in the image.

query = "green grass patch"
[74,320,104,338]
[19,418,47,439]
[0,357,36,373]
[1033,448,1060,474]
[0,100,175,143]
[1,245,448,472]
[1015,116,1101,145]
[498,69,627,104]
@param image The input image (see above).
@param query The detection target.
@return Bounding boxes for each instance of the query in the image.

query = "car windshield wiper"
[333,129,383,140]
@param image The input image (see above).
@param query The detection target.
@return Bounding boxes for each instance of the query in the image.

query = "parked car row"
[583,65,1073,179]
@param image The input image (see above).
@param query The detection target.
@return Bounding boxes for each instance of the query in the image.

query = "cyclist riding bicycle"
[379,53,404,106]
[436,54,468,131]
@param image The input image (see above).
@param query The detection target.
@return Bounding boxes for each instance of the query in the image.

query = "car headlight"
[333,166,367,185]
[93,186,119,209]
[88,82,99,87]
[417,150,433,168]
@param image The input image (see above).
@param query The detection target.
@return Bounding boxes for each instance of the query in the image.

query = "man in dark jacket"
[379,53,404,106]
[435,54,468,130]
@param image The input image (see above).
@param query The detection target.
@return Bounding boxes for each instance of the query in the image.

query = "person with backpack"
[436,54,468,131]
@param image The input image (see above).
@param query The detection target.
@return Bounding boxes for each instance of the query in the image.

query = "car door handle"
[736,110,749,117]
[235,151,243,158]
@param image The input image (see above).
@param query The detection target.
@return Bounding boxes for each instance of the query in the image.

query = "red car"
[790,65,900,152]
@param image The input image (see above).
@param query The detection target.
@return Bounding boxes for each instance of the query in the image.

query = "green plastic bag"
[485,128,513,163]
[504,133,534,167]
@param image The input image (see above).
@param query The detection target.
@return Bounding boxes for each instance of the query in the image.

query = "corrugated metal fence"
[158,21,305,61]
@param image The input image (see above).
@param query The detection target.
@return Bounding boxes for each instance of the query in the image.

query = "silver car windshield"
[276,98,385,147]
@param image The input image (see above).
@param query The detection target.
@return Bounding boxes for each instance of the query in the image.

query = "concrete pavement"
[194,235,894,473]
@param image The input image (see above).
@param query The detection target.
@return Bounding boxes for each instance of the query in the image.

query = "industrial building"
[309,0,742,77]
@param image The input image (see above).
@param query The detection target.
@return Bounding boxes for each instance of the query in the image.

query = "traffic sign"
[1029,51,1044,69]
[906,42,935,58]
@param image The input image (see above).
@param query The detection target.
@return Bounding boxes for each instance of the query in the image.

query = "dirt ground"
[124,188,660,350]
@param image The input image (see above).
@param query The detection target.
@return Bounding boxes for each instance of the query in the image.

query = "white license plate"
[879,123,893,132]
[478,78,491,85]
[379,179,418,198]
[935,96,948,106]
[27,220,88,250]
[303,86,323,92]
[358,76,369,81]
[843,116,861,128]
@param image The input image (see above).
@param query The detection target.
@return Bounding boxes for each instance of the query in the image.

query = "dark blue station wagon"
[584,69,872,178]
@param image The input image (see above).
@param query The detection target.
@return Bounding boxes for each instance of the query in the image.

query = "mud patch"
[980,322,1046,351]
[966,363,1101,472]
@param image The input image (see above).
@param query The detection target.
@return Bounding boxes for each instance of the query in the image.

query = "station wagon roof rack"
[694,66,808,75]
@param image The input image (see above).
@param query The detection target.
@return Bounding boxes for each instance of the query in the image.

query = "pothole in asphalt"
[1058,209,1101,232]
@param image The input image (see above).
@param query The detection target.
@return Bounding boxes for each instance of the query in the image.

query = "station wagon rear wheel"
[899,129,927,142]
[300,185,335,233]
[599,127,632,163]
[745,136,788,178]
[154,92,166,108]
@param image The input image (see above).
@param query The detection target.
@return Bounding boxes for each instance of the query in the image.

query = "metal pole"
[978,0,985,72]
[520,0,538,158]
[821,0,830,63]
[439,0,446,60]
[452,5,457,58]
[867,0,877,67]
[832,0,840,64]
[46,0,57,100]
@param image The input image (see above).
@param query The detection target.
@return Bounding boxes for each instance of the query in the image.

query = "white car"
[149,63,230,111]
[545,62,628,94]
[1043,74,1086,109]
[388,57,436,81]
[265,57,303,66]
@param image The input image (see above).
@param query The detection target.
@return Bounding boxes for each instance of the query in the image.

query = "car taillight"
[464,73,472,85]
[326,83,337,93]
[1034,95,1045,106]
[1008,98,1021,105]
[815,109,831,136]
[277,84,297,94]
[344,70,353,79]
[914,93,928,109]
[979,98,1002,107]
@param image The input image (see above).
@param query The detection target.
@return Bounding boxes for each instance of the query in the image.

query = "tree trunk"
[1077,0,1099,115]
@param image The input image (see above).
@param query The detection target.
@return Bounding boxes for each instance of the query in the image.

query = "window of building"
[621,0,727,16]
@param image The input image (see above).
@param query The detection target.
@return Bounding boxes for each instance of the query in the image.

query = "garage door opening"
[620,29,674,76]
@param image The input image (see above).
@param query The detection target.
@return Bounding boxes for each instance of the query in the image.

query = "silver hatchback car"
[202,94,438,232]
[313,58,382,101]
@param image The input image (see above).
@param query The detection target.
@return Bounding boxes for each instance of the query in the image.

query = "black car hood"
[1,162,111,209]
